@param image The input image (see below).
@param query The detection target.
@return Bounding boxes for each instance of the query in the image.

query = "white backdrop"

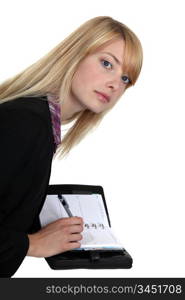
[0,0,185,277]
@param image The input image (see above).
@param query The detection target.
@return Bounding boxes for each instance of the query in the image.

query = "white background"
[0,0,185,277]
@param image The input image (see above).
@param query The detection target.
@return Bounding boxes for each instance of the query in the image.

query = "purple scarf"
[47,94,61,153]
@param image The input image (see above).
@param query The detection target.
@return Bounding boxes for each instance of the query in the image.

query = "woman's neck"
[47,92,85,123]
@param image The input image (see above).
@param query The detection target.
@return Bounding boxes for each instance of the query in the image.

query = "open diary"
[39,184,133,270]
[40,193,123,250]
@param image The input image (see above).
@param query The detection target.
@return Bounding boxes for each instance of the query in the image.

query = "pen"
[58,194,73,217]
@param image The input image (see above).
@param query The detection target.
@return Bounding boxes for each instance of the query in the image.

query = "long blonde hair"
[0,16,143,159]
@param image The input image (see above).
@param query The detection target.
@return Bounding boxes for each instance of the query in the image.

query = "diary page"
[39,193,123,249]
[39,194,110,227]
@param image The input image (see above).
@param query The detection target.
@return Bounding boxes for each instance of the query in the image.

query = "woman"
[0,16,143,277]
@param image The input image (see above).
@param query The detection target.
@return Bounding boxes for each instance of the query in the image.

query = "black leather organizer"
[43,184,133,270]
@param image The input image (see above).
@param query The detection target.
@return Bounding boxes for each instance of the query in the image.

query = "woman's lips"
[94,91,110,103]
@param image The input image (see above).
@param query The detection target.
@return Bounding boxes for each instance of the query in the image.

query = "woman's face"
[69,38,130,114]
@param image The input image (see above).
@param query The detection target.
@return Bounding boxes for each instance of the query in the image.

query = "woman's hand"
[27,217,83,257]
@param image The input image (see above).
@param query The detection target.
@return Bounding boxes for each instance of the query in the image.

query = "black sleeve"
[0,105,50,277]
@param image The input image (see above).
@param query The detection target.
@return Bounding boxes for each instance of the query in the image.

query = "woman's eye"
[101,59,131,84]
[101,59,113,69]
[121,75,131,84]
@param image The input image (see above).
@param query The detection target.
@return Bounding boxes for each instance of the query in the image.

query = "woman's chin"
[87,103,107,114]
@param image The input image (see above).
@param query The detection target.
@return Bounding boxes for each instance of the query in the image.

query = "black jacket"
[0,96,55,277]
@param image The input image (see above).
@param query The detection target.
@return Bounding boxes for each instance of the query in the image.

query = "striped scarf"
[47,94,61,153]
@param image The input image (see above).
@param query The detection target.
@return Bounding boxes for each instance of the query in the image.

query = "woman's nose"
[106,76,121,91]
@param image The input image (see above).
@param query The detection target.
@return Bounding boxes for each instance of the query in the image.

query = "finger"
[59,217,83,226]
[68,225,84,234]
[66,242,81,251]
[68,233,83,242]
[70,217,84,225]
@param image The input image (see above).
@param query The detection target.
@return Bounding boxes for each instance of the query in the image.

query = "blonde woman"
[0,16,143,277]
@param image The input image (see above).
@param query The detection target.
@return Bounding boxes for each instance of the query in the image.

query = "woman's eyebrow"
[100,51,121,65]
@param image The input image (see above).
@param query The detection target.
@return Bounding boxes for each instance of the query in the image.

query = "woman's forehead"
[92,38,125,64]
